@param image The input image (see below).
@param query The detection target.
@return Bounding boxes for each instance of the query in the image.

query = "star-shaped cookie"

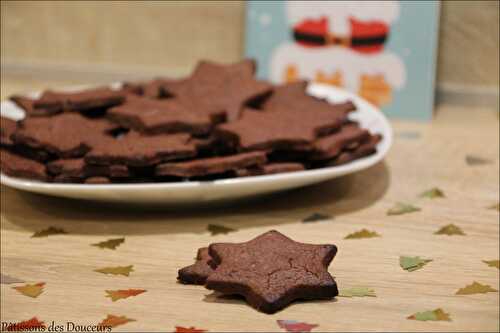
[107,96,213,135]
[216,107,346,151]
[11,113,116,158]
[165,59,273,121]
[262,81,356,115]
[205,230,338,313]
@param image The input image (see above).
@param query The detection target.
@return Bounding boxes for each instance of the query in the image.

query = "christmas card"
[245,1,440,121]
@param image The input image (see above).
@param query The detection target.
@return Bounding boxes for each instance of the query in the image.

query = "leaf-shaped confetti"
[344,229,380,239]
[419,187,445,199]
[105,289,146,302]
[302,213,332,223]
[434,224,465,236]
[487,203,500,211]
[4,317,46,331]
[175,327,207,333]
[387,202,421,216]
[31,226,67,238]
[455,281,498,295]
[98,314,136,328]
[277,320,318,332]
[13,282,45,298]
[400,256,432,272]
[339,287,376,297]
[407,308,451,321]
[466,155,492,166]
[94,265,134,276]
[483,260,500,269]
[92,237,125,250]
[1,273,24,284]
[207,224,236,236]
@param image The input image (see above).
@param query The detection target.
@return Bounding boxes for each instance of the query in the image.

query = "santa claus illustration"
[270,1,406,107]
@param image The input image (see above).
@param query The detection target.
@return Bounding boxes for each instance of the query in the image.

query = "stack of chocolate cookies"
[1,59,381,184]
[178,230,339,314]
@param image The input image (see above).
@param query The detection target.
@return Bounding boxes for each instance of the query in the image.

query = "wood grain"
[1,102,499,332]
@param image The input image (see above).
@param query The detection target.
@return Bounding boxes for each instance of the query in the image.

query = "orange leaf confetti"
[105,289,146,302]
[13,282,45,298]
[98,314,136,328]
[175,326,207,333]
[4,317,46,331]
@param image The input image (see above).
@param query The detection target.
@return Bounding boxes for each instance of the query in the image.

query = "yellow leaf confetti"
[207,224,236,236]
[98,314,136,328]
[455,281,498,295]
[94,265,134,276]
[434,224,465,236]
[105,289,146,302]
[302,213,332,223]
[339,287,376,297]
[483,260,500,269]
[408,308,451,321]
[92,238,125,250]
[13,282,45,298]
[400,256,432,272]
[419,187,445,199]
[387,202,421,216]
[344,229,380,239]
[32,227,67,238]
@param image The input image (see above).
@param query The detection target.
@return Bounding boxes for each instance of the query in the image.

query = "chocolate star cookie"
[85,132,196,167]
[216,108,346,151]
[0,149,48,181]
[310,124,370,160]
[11,113,115,158]
[107,96,212,135]
[156,151,267,178]
[34,86,126,112]
[205,230,338,313]
[178,247,216,285]
[262,81,356,115]
[10,95,62,117]
[166,59,272,121]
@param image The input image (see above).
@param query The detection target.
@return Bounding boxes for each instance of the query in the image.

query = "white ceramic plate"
[0,83,392,204]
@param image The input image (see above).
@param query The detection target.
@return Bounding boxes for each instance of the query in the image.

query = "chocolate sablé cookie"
[177,230,339,314]
[0,59,381,183]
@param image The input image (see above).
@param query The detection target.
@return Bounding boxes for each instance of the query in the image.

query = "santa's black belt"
[293,31,387,47]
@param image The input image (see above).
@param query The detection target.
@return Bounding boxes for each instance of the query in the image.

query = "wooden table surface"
[1,99,499,332]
